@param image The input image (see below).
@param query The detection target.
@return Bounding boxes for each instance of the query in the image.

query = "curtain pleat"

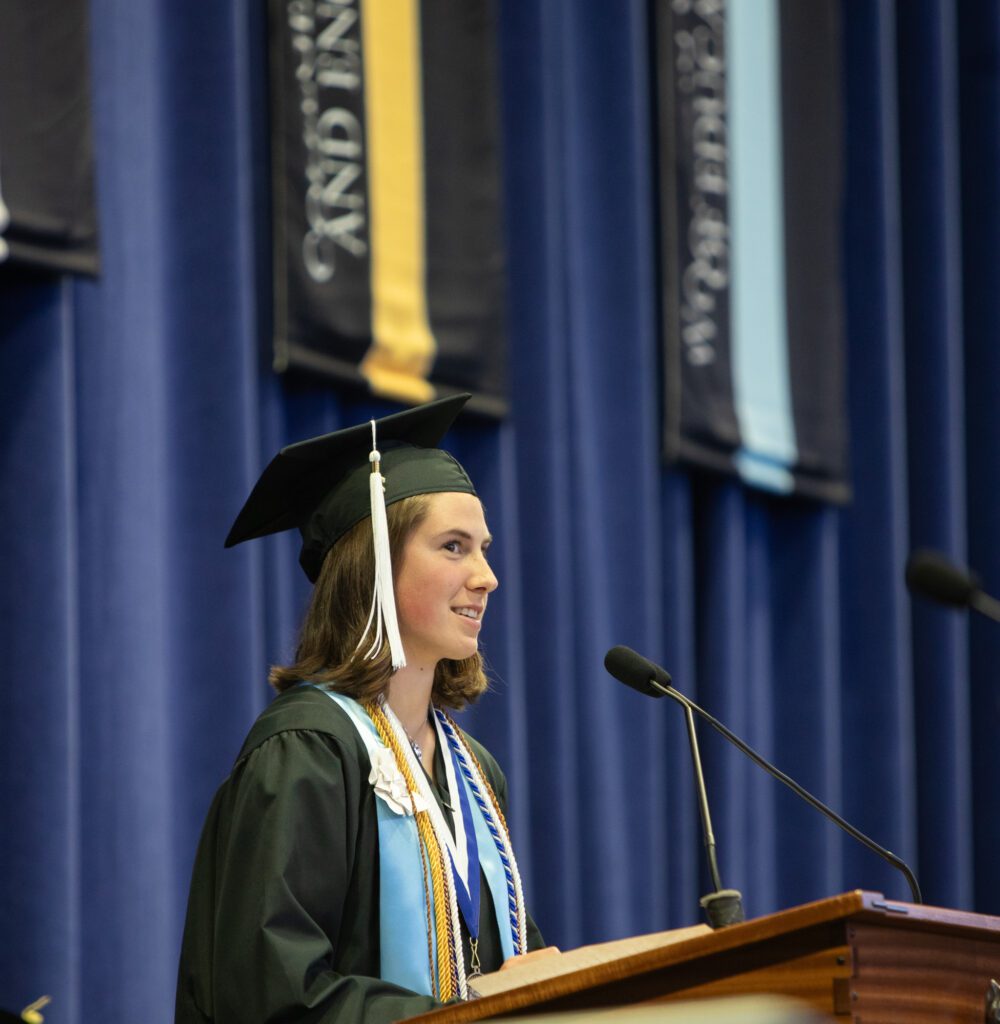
[958,0,1000,915]
[0,273,82,1018]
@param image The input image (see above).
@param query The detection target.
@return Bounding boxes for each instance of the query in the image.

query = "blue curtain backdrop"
[2,0,999,1020]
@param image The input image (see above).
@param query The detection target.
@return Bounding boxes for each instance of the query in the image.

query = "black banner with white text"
[656,0,849,502]
[269,0,508,416]
[0,0,99,275]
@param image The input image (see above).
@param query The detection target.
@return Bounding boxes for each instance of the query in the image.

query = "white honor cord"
[438,713,528,955]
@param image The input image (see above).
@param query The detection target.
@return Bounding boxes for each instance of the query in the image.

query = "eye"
[443,539,463,554]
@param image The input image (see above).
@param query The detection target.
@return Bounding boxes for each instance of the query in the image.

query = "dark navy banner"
[0,0,99,275]
[656,0,849,503]
[269,0,509,417]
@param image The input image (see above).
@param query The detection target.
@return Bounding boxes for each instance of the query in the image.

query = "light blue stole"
[321,691,517,996]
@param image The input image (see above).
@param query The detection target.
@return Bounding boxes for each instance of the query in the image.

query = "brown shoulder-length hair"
[269,493,489,709]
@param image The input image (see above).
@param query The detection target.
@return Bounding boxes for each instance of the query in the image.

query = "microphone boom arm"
[971,589,1000,625]
[651,679,923,905]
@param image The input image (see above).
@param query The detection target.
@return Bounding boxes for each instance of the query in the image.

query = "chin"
[443,643,479,664]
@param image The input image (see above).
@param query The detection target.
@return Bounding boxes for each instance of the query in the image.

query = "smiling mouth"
[453,607,482,621]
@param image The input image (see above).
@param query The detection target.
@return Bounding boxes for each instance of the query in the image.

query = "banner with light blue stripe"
[657,0,849,504]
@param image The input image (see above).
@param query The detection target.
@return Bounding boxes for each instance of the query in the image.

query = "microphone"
[605,646,744,929]
[905,549,1000,624]
[604,645,922,905]
[605,644,672,697]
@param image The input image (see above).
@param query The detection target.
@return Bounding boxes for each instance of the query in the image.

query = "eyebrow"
[436,528,493,545]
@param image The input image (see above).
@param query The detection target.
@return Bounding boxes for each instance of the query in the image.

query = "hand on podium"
[468,925,709,999]
[499,946,562,972]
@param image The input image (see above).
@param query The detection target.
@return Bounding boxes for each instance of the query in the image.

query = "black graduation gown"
[175,686,543,1024]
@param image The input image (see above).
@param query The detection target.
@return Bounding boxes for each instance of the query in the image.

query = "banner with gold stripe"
[269,0,508,416]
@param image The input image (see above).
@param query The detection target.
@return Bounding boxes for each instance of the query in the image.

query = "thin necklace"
[401,709,429,758]
[379,694,430,758]
[405,720,425,758]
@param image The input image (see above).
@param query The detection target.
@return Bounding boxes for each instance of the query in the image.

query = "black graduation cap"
[225,393,476,583]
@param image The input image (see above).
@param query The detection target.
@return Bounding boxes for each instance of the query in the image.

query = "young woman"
[175,395,544,1024]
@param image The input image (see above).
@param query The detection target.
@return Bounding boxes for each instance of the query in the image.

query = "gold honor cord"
[366,701,457,1000]
[359,0,437,404]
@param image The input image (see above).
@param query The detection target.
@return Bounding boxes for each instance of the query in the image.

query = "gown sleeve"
[175,727,440,1024]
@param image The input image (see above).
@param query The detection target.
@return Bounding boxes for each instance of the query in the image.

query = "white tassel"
[357,421,406,669]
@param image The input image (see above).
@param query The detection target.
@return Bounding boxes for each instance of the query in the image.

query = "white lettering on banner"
[287,0,367,283]
[673,0,729,367]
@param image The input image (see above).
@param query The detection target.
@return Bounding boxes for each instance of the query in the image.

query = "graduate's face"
[394,492,498,667]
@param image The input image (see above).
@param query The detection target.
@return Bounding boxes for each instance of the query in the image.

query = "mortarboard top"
[225,393,476,582]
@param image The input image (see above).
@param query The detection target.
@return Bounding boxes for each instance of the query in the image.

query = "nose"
[469,553,498,594]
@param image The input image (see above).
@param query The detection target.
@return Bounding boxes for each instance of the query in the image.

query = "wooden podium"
[409,891,1000,1023]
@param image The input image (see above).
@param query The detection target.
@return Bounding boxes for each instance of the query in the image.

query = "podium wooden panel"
[407,891,1000,1023]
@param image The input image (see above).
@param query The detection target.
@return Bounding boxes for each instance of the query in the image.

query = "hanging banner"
[0,0,99,275]
[269,0,508,417]
[656,0,849,502]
